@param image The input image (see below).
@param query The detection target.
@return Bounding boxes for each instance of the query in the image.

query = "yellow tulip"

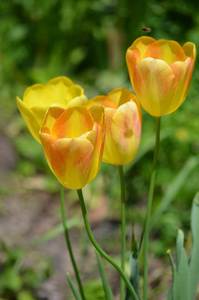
[85,88,142,165]
[39,105,105,190]
[17,76,87,143]
[126,37,196,116]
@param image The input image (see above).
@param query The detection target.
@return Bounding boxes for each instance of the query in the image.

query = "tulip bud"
[126,37,196,116]
[39,105,105,190]
[85,88,142,165]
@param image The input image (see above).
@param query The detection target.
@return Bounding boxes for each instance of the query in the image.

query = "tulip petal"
[108,88,133,107]
[41,106,66,134]
[133,58,175,116]
[66,95,87,108]
[23,84,54,107]
[46,77,84,104]
[40,134,94,190]
[16,97,41,143]
[110,102,141,165]
[87,105,105,181]
[46,76,73,101]
[126,37,196,117]
[168,61,189,113]
[85,95,117,109]
[145,40,186,64]
[52,107,94,139]
[182,43,196,98]
[129,36,156,59]
[47,76,73,87]
[183,42,196,60]
[66,85,85,101]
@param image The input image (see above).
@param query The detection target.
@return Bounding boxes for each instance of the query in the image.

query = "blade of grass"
[67,273,82,300]
[95,251,114,300]
[33,218,80,246]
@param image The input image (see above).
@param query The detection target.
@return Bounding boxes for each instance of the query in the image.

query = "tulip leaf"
[176,229,184,269]
[166,286,173,300]
[188,192,199,299]
[166,250,176,300]
[95,251,114,300]
[166,194,199,300]
[174,247,190,300]
[125,239,140,300]
[167,238,190,300]
[67,273,82,300]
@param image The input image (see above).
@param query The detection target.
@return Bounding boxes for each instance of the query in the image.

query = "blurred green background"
[0,0,199,299]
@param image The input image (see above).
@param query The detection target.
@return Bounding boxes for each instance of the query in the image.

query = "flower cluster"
[17,37,196,190]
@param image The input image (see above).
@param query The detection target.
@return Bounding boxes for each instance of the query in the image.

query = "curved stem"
[118,165,126,300]
[60,185,86,300]
[143,117,161,300]
[77,188,139,300]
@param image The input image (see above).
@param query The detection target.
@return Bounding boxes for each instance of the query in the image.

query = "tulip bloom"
[126,37,196,116]
[17,76,87,143]
[39,105,105,190]
[85,88,142,165]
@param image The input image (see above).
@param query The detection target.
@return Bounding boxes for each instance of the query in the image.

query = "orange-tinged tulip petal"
[87,105,106,180]
[133,58,175,116]
[131,36,155,60]
[52,107,94,139]
[145,40,186,63]
[17,76,87,143]
[183,42,196,59]
[41,135,95,189]
[39,105,105,190]
[85,88,142,165]
[126,37,196,116]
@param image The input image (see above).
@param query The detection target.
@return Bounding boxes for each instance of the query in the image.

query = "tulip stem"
[60,185,86,300]
[143,117,161,300]
[118,165,126,300]
[77,188,139,300]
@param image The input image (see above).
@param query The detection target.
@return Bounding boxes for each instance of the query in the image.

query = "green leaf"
[174,248,190,300]
[67,273,82,300]
[151,157,199,228]
[166,249,176,300]
[95,251,114,300]
[176,229,184,269]
[125,239,140,300]
[18,290,36,300]
[0,268,22,292]
[83,279,106,300]
[167,249,176,280]
[166,253,175,300]
[189,192,199,299]
[166,286,173,300]
[167,230,190,300]
[33,218,80,245]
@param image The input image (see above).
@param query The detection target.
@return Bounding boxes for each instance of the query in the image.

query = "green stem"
[60,185,86,300]
[77,188,139,300]
[143,117,161,300]
[118,165,126,300]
